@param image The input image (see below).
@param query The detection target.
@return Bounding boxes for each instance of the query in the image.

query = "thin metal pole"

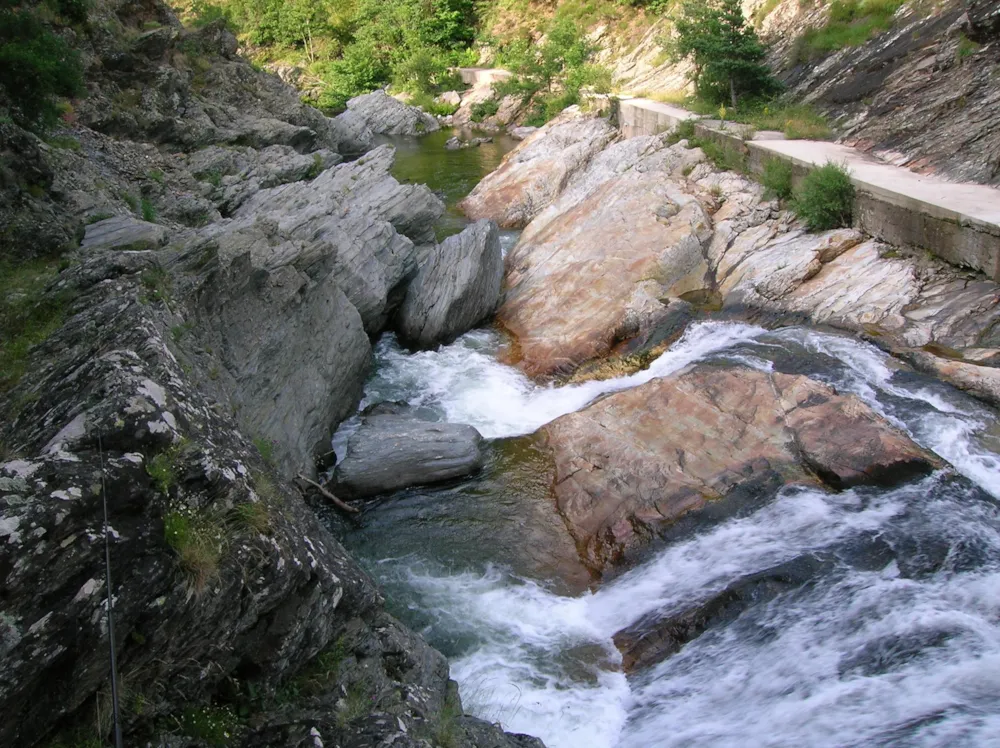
[98,433,124,748]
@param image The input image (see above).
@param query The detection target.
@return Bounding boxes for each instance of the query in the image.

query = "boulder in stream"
[540,364,943,573]
[345,89,440,136]
[336,411,486,497]
[458,109,617,228]
[396,219,504,348]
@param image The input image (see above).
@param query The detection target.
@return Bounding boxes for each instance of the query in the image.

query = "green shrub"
[409,91,458,116]
[761,157,793,200]
[470,98,500,122]
[0,5,85,130]
[140,197,156,222]
[793,161,855,231]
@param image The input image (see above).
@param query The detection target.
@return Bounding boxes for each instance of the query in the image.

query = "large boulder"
[458,110,618,228]
[188,144,443,476]
[540,365,942,573]
[335,410,485,497]
[345,90,440,136]
[499,137,712,377]
[225,144,444,333]
[80,216,169,252]
[396,219,503,348]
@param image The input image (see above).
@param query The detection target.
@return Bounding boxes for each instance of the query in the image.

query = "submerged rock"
[458,110,617,228]
[336,413,485,497]
[540,364,941,573]
[397,219,503,348]
[345,89,440,136]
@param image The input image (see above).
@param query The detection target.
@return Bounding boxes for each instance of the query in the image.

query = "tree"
[671,0,777,107]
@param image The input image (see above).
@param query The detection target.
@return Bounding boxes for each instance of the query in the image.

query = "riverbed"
[329,130,1000,748]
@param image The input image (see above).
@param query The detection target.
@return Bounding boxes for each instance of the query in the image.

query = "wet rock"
[540,365,942,573]
[335,414,485,498]
[345,90,440,136]
[499,136,712,377]
[445,136,494,150]
[397,219,503,348]
[458,110,618,228]
[614,555,830,673]
[80,216,168,252]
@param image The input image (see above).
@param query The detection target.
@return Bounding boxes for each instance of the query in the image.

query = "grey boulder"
[346,89,440,136]
[396,219,503,348]
[80,216,168,252]
[336,413,485,497]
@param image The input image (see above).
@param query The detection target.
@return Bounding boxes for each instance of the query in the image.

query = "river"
[330,129,1000,748]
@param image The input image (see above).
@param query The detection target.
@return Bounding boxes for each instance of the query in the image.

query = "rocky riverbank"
[0,2,531,746]
[450,104,1000,586]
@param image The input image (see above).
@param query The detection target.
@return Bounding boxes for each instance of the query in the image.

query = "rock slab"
[346,90,440,136]
[336,414,485,497]
[397,219,503,348]
[541,365,941,573]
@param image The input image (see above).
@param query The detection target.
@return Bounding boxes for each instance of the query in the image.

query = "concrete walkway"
[753,139,1000,233]
[614,96,1000,279]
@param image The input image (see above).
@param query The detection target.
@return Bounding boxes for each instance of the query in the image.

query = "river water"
[331,131,1000,748]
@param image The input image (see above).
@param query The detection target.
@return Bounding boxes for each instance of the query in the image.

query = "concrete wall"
[456,68,512,86]
[615,98,698,138]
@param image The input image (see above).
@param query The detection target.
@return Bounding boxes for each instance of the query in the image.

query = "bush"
[470,98,500,122]
[409,91,458,116]
[0,6,85,130]
[761,158,793,200]
[793,161,855,231]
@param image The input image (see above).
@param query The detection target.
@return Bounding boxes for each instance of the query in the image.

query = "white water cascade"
[335,322,1000,748]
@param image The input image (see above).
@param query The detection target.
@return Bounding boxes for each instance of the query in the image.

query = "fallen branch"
[296,473,360,514]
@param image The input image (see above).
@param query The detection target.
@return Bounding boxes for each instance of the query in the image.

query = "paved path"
[752,138,1000,232]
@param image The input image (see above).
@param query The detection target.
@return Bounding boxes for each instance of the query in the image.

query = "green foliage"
[253,436,276,464]
[793,161,855,231]
[148,168,165,184]
[666,118,697,144]
[0,4,85,130]
[231,501,271,534]
[795,0,904,60]
[174,705,240,746]
[163,503,226,593]
[470,98,500,122]
[0,258,71,393]
[694,136,747,172]
[670,0,779,106]
[408,91,458,116]
[45,133,81,150]
[761,157,793,200]
[140,197,157,222]
[956,33,981,62]
[752,0,782,25]
[140,266,172,304]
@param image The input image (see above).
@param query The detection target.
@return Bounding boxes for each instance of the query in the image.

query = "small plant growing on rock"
[761,157,793,201]
[793,160,855,231]
[253,436,276,465]
[140,197,156,223]
[231,501,271,535]
[163,503,226,593]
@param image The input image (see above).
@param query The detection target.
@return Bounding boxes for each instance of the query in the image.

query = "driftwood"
[296,473,360,514]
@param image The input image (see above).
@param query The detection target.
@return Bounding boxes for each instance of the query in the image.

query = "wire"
[98,432,124,748]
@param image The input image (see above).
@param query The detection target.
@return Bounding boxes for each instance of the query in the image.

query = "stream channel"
[329,129,1000,748]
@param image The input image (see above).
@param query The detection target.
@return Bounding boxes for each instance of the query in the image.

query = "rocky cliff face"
[0,2,541,746]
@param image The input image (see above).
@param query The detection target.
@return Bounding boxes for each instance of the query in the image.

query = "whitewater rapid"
[335,321,1000,748]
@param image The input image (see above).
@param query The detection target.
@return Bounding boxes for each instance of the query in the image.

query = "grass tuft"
[761,157,794,201]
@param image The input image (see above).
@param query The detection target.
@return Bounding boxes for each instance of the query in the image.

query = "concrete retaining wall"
[615,98,698,138]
